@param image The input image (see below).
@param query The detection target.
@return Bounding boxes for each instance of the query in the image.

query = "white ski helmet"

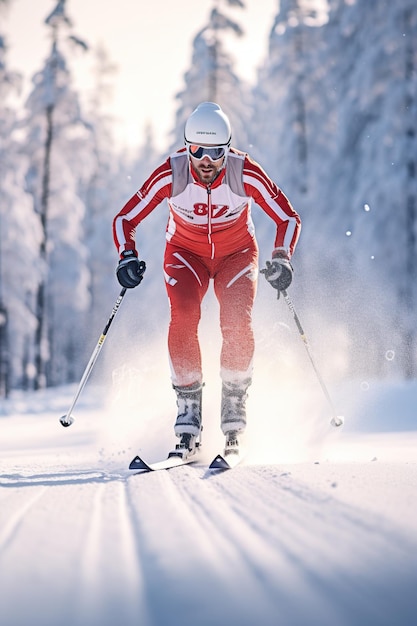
[184,102,231,146]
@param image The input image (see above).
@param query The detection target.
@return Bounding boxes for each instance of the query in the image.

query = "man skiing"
[113,102,301,457]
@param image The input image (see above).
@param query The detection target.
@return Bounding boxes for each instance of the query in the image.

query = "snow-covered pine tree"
[0,7,44,394]
[252,0,330,192]
[318,0,417,379]
[401,3,417,377]
[82,44,130,336]
[251,0,330,308]
[170,0,250,151]
[22,0,94,387]
[252,0,417,380]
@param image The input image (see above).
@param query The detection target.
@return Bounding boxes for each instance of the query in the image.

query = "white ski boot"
[220,379,251,435]
[170,382,203,458]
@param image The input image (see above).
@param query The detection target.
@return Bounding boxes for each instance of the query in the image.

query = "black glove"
[116,250,146,288]
[261,255,293,293]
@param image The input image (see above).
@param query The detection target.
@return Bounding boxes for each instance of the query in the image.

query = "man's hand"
[116,250,146,288]
[261,255,293,293]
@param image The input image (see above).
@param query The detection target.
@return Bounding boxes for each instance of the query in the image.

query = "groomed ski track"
[1,387,416,626]
[1,459,417,626]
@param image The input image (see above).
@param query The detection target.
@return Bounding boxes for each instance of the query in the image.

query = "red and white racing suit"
[113,147,301,387]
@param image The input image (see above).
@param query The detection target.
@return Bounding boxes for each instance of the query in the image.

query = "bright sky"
[5,0,278,151]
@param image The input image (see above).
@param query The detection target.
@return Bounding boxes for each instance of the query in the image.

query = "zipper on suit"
[207,184,215,259]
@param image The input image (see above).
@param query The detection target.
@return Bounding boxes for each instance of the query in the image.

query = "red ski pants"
[164,242,258,387]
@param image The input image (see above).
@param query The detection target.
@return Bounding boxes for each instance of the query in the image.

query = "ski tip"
[209,454,231,470]
[128,455,151,471]
[209,449,244,470]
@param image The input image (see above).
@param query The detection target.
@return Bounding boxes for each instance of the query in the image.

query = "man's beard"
[193,161,222,184]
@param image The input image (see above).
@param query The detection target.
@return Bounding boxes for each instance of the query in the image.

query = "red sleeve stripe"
[242,160,301,256]
[113,162,172,251]
[243,160,278,198]
[140,160,172,194]
[243,175,294,223]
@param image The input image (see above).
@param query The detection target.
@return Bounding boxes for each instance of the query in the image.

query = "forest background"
[0,0,416,400]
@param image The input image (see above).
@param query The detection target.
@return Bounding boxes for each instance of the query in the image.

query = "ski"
[129,448,200,472]
[129,433,244,472]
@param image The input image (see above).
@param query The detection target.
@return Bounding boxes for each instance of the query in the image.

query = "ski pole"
[59,288,127,427]
[281,289,344,427]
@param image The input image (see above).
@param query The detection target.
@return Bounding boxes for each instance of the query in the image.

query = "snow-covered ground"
[1,378,416,626]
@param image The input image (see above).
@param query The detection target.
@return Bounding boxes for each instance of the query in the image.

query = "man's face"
[190,154,225,184]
